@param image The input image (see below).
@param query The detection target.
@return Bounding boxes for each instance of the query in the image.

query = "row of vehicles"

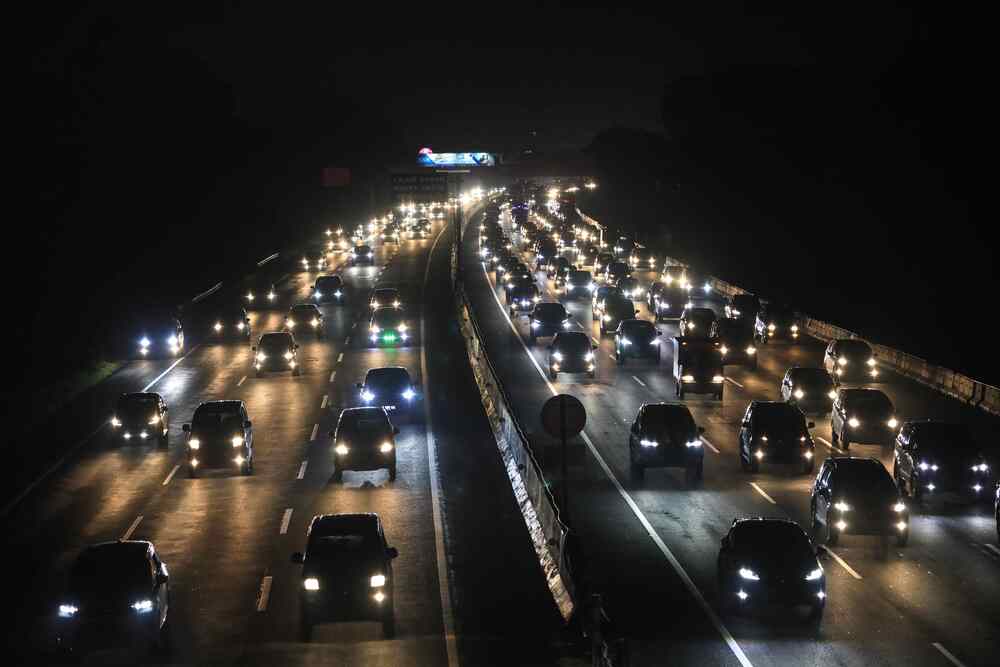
[58,210,446,655]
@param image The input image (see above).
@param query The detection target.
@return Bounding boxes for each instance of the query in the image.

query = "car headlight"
[246,292,255,301]
[794,389,805,399]
[838,357,848,366]
[167,336,178,346]
[682,375,695,382]
[311,318,319,327]
[140,337,151,347]
[719,345,728,355]
[790,324,799,332]
[587,283,595,291]
[893,502,906,513]
[712,375,724,383]
[287,319,296,328]
[284,351,294,360]
[371,325,381,333]
[303,577,320,591]
[828,390,837,399]
[620,337,631,346]
[887,418,898,428]
[111,417,121,427]
[552,352,564,362]
[971,463,989,473]
[188,439,200,450]
[370,574,386,588]
[58,604,79,618]
[739,567,760,581]
[602,314,611,322]
[131,599,154,614]
[848,417,860,428]
[335,443,349,456]
[533,296,541,302]
[768,323,776,331]
[267,291,276,300]
[531,321,540,329]
[214,322,222,332]
[148,415,161,425]
[361,390,374,402]
[834,501,851,512]
[805,568,823,581]
[232,436,244,448]
[237,322,245,331]
[639,438,658,447]
[584,352,594,361]
[686,439,702,448]
[403,388,415,400]
[336,290,343,298]
[256,353,266,362]
[867,358,876,367]
[380,442,394,453]
[918,461,939,471]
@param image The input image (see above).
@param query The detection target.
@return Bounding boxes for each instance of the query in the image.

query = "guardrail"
[579,208,1000,417]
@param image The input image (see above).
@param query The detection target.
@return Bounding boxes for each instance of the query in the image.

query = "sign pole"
[560,395,568,511]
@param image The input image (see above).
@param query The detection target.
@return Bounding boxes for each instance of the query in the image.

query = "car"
[617,276,644,301]
[627,402,704,484]
[594,252,615,277]
[725,293,762,322]
[314,275,346,304]
[110,392,169,446]
[369,287,402,311]
[713,318,757,369]
[183,400,254,476]
[678,306,717,339]
[738,401,817,473]
[505,272,536,301]
[330,407,400,481]
[831,388,898,449]
[612,235,635,258]
[553,262,575,288]
[781,367,837,414]
[547,256,571,279]
[529,302,572,343]
[591,284,625,317]
[301,254,327,272]
[133,310,184,359]
[754,303,801,343]
[614,319,662,364]
[681,271,714,300]
[509,283,541,317]
[494,249,517,276]
[627,247,656,271]
[647,282,685,321]
[207,305,251,340]
[357,367,419,415]
[534,239,558,270]
[253,331,300,376]
[603,260,631,284]
[810,457,909,547]
[368,307,410,346]
[672,337,725,400]
[380,223,401,243]
[349,244,375,266]
[244,282,278,309]
[292,513,399,639]
[580,245,600,266]
[598,294,638,335]
[548,331,597,380]
[55,540,170,654]
[892,421,994,504]
[658,264,688,288]
[823,338,879,382]
[560,269,594,299]
[285,303,324,338]
[717,518,825,620]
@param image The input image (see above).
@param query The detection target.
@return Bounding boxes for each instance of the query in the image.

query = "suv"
[561,270,594,299]
[350,244,375,266]
[647,282,686,321]
[331,407,400,481]
[548,331,597,380]
[509,284,541,318]
[713,318,757,369]
[369,287,402,311]
[599,295,638,335]
[603,261,631,284]
[679,307,716,339]
[627,402,705,484]
[810,457,909,547]
[893,421,993,504]
[314,275,346,304]
[754,303,801,343]
[824,339,878,382]
[831,388,898,449]
[253,331,300,376]
[110,392,169,446]
[614,319,662,364]
[529,302,571,344]
[56,541,170,653]
[781,367,837,414]
[357,367,419,415]
[369,307,410,346]
[738,401,816,473]
[183,400,254,476]
[292,513,399,639]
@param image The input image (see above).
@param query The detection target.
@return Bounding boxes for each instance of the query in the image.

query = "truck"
[672,336,724,400]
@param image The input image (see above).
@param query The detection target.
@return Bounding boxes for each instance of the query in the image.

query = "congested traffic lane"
[463,205,999,667]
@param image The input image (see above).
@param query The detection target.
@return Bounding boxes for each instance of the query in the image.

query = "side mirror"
[387,546,399,559]
[244,420,252,428]
[393,426,400,435]
[290,552,304,564]
[808,421,816,429]
[182,424,190,432]
[155,573,168,586]
[698,426,706,434]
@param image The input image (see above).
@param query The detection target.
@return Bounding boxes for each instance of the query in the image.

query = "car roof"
[309,513,380,537]
[366,366,411,381]
[195,400,243,412]
[260,331,293,342]
[78,540,152,562]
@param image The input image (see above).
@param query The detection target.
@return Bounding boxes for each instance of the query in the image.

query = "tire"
[241,459,252,476]
[806,602,825,624]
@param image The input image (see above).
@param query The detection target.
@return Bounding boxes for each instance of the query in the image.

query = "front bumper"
[301,587,390,622]
[368,330,409,346]
[56,612,161,650]
[634,445,702,467]
[750,446,815,465]
[335,448,397,472]
[728,580,826,610]
[550,358,596,375]
[619,340,660,357]
[112,424,165,441]
[830,511,907,537]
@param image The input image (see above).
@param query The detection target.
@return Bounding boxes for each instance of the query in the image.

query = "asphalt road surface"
[460,205,1000,667]
[3,215,562,666]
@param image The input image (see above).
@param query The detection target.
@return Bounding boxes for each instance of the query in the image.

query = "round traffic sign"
[541,394,587,440]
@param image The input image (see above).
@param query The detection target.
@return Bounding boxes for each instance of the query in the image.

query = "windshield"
[913,423,980,460]
[338,410,391,437]
[687,309,716,323]
[642,405,695,442]
[372,289,397,302]
[716,319,752,338]
[732,522,813,564]
[622,320,655,337]
[70,548,149,597]
[367,368,410,389]
[619,278,638,290]
[846,391,893,415]
[606,298,635,317]
[260,334,293,350]
[308,532,380,561]
[835,462,898,500]
[117,396,157,417]
[291,306,318,317]
[192,411,243,434]
[752,405,807,435]
[608,262,628,274]
[554,333,590,353]
[316,277,343,288]
[791,368,834,388]
[838,340,872,357]
[535,304,567,321]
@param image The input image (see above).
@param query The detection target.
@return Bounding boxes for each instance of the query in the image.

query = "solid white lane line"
[480,259,754,667]
[820,546,863,580]
[310,423,319,441]
[591,337,600,345]
[749,482,777,505]
[701,437,720,454]
[608,354,616,361]
[256,575,273,612]
[423,212,460,667]
[141,348,198,392]
[337,353,344,363]
[345,336,351,345]
[725,377,744,389]
[320,394,328,409]
[237,375,247,387]
[816,436,844,453]
[297,460,308,479]
[279,509,293,535]
[632,375,647,388]
[329,370,336,383]
[122,514,143,541]
[983,543,1000,558]
[162,464,180,486]
[931,643,967,667]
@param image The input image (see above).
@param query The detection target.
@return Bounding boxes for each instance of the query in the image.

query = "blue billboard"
[417,149,496,168]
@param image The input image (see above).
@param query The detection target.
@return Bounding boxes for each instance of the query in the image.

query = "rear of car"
[314,276,345,304]
[332,408,399,481]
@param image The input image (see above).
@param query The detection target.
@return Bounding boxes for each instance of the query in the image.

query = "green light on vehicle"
[383,333,397,343]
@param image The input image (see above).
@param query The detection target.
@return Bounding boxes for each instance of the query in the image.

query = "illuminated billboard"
[417,148,496,167]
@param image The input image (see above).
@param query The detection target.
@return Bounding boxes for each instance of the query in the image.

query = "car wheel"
[654,348,661,363]
[678,387,685,400]
[242,459,252,476]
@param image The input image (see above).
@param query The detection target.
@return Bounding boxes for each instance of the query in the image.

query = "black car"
[368,307,410,346]
[285,304,324,338]
[509,284,541,317]
[628,402,705,484]
[627,247,656,271]
[781,367,837,414]
[529,302,572,343]
[647,282,686,321]
[110,392,169,446]
[594,252,615,276]
[207,305,251,340]
[599,295,639,335]
[725,293,761,322]
[349,244,375,266]
[244,282,278,309]
[831,388,898,449]
[592,284,625,317]
[299,254,326,272]
[553,262,574,288]
[358,366,419,415]
[824,338,879,382]
[369,287,403,311]
[292,513,399,639]
[717,518,825,620]
[535,239,558,270]
[505,273,536,302]
[56,540,170,654]
[810,457,910,547]
[893,421,994,504]
[253,331,300,376]
[713,318,757,368]
[754,303,801,343]
[314,275,346,304]
[547,255,571,279]
[183,400,254,476]
[133,310,184,359]
[615,318,662,364]
[679,306,716,339]
[738,401,817,473]
[331,407,400,481]
[617,276,644,301]
[560,269,594,299]
[548,331,597,380]
[603,260,631,284]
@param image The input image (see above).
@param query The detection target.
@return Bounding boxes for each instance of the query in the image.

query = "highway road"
[2,213,562,665]
[461,204,1000,667]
